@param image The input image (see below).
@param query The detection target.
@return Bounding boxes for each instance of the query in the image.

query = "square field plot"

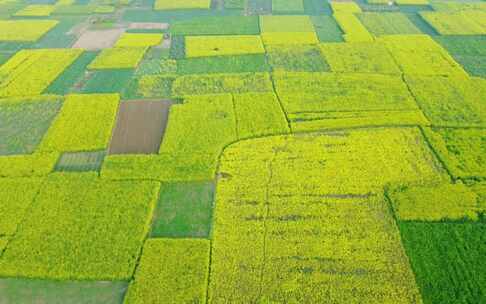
[123,239,210,304]
[150,182,214,238]
[88,48,147,69]
[0,173,160,280]
[423,127,485,179]
[0,96,62,155]
[109,100,171,154]
[185,35,265,58]
[154,0,210,10]
[72,29,124,50]
[0,20,58,42]
[39,94,119,153]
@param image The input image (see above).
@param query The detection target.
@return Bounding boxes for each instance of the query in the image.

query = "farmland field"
[0,0,484,303]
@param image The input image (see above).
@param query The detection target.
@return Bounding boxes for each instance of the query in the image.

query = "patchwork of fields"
[0,0,485,303]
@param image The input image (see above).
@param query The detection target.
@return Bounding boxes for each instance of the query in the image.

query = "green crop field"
[0,0,484,303]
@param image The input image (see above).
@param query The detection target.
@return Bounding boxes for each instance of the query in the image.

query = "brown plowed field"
[108,100,171,154]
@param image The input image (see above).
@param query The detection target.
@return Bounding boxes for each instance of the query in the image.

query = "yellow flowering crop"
[0,49,82,98]
[0,20,58,41]
[88,47,148,69]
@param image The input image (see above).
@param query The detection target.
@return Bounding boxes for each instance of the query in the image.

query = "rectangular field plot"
[320,42,401,74]
[311,15,344,42]
[0,49,82,98]
[80,69,134,94]
[170,16,260,35]
[423,127,485,179]
[150,181,214,238]
[123,239,210,304]
[434,35,486,78]
[115,33,163,48]
[260,15,315,32]
[0,96,62,155]
[358,12,422,36]
[388,182,482,222]
[0,173,160,280]
[55,150,106,172]
[177,54,270,74]
[88,47,147,69]
[233,92,290,138]
[0,152,58,178]
[272,0,305,13]
[208,128,446,302]
[109,100,171,154]
[0,278,127,304]
[333,12,374,42]
[39,94,119,153]
[0,20,58,42]
[185,35,265,58]
[420,11,486,35]
[380,34,467,76]
[72,29,124,50]
[154,0,211,10]
[399,222,486,304]
[266,44,329,72]
[274,72,428,131]
[405,76,486,127]
[171,72,273,96]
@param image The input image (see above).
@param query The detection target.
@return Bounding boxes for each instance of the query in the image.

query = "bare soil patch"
[109,100,171,154]
[72,29,125,50]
